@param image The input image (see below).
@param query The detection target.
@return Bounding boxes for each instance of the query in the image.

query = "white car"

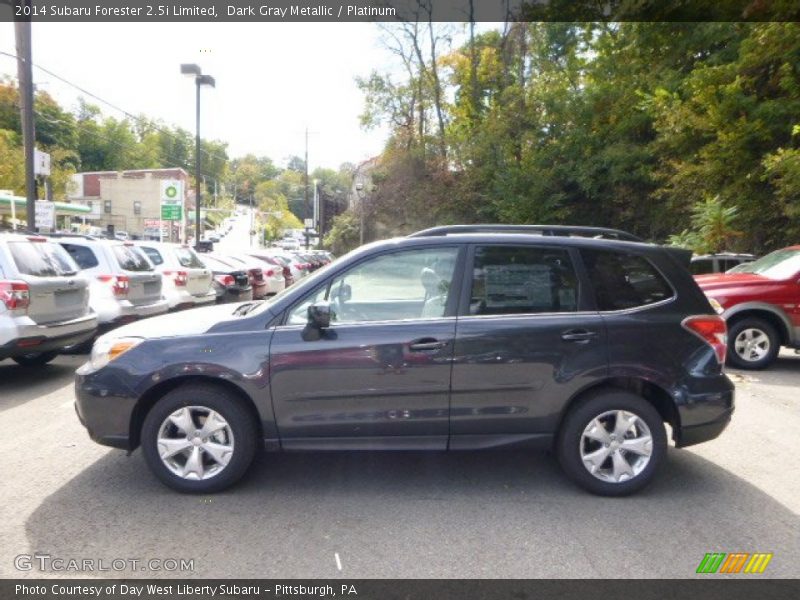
[57,237,169,332]
[255,249,308,281]
[134,242,216,310]
[0,233,98,366]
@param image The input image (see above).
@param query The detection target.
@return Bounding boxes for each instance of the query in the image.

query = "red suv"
[696,245,800,369]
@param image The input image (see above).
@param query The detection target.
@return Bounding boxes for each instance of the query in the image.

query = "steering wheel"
[330,295,370,323]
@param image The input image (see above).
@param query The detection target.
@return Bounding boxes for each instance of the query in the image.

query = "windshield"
[731,249,800,280]
[8,240,79,277]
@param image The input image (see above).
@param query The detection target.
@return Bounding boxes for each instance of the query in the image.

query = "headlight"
[708,298,725,315]
[90,337,143,370]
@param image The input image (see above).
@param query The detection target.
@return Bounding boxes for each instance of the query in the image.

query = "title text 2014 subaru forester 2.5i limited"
[74,225,734,496]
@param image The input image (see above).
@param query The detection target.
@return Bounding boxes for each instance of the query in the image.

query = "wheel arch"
[128,375,264,451]
[724,304,792,346]
[556,378,680,444]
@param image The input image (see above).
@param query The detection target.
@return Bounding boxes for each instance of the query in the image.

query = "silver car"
[0,233,97,366]
[134,241,216,310]
[57,237,169,332]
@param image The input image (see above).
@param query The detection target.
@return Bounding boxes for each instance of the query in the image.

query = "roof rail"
[407,224,643,242]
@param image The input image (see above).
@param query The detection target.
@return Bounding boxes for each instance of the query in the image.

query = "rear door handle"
[561,329,599,343]
[409,338,448,352]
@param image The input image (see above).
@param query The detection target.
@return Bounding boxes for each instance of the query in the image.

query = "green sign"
[161,204,182,221]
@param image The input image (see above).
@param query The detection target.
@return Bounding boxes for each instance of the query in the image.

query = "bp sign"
[160,180,183,221]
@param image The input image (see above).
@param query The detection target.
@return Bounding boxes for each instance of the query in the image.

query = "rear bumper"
[675,378,735,447]
[676,409,733,447]
[0,313,98,360]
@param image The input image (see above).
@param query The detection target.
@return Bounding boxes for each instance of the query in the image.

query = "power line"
[0,50,230,166]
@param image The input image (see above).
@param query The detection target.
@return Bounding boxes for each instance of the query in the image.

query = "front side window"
[582,249,674,311]
[286,247,459,325]
[112,245,153,272]
[469,246,579,315]
[8,241,79,277]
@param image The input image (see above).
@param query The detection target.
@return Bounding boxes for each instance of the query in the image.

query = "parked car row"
[1,229,338,365]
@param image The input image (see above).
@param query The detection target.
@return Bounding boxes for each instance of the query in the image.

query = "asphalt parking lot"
[1,352,799,579]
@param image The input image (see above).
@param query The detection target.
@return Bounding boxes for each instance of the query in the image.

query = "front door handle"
[561,329,599,343]
[409,338,448,352]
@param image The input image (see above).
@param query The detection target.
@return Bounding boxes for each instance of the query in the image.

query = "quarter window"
[60,243,99,270]
[140,246,164,266]
[581,249,674,311]
[469,246,579,315]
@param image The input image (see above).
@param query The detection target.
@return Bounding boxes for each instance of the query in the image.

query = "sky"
[0,23,405,171]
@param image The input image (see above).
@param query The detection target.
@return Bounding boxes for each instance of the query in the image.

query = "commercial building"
[68,168,191,240]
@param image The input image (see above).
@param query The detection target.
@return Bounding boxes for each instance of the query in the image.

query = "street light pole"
[181,64,214,249]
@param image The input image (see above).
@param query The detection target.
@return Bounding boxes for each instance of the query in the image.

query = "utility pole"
[15,14,36,231]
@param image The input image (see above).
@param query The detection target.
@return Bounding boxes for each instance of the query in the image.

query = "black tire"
[141,384,258,493]
[726,317,780,370]
[12,351,59,367]
[557,389,667,496]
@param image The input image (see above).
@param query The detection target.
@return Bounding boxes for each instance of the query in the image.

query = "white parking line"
[334,552,342,571]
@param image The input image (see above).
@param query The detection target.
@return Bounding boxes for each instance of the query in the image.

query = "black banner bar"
[2,0,799,23]
[3,580,800,600]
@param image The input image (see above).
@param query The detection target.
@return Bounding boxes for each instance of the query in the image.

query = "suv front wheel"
[141,384,258,493]
[557,390,667,496]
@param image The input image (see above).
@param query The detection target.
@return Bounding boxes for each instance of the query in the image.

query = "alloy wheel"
[733,328,770,363]
[157,406,235,480]
[580,410,653,483]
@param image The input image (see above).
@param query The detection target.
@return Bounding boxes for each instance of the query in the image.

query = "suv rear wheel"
[141,384,258,493]
[557,389,667,496]
[727,317,780,370]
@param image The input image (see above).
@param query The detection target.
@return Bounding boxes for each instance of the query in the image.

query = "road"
[213,208,258,254]
[1,351,798,578]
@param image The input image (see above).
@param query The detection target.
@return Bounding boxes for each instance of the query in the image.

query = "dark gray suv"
[74,226,734,496]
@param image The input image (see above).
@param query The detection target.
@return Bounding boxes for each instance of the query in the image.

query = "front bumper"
[74,365,137,450]
[0,313,98,360]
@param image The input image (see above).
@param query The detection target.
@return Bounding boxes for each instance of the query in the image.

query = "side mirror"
[308,301,332,329]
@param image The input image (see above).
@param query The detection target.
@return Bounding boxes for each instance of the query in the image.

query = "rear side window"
[140,246,164,266]
[7,241,79,276]
[61,243,99,270]
[582,249,674,311]
[690,259,714,275]
[174,247,205,268]
[470,246,579,315]
[112,245,153,272]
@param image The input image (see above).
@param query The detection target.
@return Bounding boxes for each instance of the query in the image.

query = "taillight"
[683,315,727,364]
[98,274,130,297]
[0,280,30,311]
[264,269,275,277]
[164,270,188,287]
[215,274,234,286]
